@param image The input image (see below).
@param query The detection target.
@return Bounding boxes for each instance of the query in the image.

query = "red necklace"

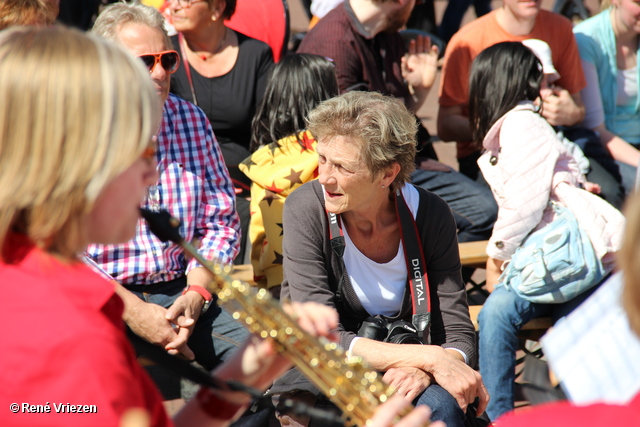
[191,29,227,61]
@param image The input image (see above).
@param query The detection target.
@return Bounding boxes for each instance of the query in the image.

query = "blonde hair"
[0,0,58,30]
[621,192,640,336]
[0,26,160,260]
[306,91,417,191]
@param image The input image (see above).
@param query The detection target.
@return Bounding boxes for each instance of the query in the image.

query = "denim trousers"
[126,277,249,371]
[411,168,497,243]
[478,283,600,420]
[415,384,466,427]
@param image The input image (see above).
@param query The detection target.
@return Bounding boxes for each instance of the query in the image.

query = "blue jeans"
[301,383,464,427]
[415,384,466,427]
[411,168,497,243]
[127,278,249,371]
[478,284,600,420]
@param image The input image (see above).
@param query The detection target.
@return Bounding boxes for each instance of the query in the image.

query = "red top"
[0,234,172,427]
[498,392,640,426]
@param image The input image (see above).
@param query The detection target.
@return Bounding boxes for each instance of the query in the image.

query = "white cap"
[522,39,560,83]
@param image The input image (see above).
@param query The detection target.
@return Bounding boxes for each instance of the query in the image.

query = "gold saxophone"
[140,209,419,427]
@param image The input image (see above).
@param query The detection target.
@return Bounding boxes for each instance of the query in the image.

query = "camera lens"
[358,316,389,341]
[385,320,423,344]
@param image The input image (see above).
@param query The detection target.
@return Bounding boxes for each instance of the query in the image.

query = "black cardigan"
[272,181,476,395]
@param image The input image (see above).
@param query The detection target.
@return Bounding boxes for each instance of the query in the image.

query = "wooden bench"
[459,240,491,302]
[459,240,491,270]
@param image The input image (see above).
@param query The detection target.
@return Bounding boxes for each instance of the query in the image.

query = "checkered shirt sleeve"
[86,94,240,284]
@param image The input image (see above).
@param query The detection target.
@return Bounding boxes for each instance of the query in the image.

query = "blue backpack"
[498,203,604,304]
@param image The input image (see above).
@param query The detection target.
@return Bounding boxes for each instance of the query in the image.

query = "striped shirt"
[86,94,240,285]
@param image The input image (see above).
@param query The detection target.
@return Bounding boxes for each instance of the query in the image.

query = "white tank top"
[342,184,420,316]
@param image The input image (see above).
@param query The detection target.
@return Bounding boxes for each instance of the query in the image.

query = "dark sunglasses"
[137,50,180,74]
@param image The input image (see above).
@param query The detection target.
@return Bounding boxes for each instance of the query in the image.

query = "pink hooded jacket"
[478,102,624,272]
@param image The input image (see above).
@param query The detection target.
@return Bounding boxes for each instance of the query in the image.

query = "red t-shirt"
[498,392,640,426]
[0,234,172,427]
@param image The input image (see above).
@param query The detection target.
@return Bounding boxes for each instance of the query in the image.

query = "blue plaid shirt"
[87,94,240,284]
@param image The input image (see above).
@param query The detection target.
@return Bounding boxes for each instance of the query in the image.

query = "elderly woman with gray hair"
[275,91,488,427]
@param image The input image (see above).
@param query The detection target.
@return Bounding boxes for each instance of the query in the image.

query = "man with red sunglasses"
[89,2,248,401]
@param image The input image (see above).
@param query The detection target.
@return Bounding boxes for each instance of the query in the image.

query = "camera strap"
[327,187,431,336]
[394,189,431,335]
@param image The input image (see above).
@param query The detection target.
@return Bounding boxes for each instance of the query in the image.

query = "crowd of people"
[1,0,639,426]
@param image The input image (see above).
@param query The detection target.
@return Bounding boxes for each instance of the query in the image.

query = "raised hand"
[401,35,439,91]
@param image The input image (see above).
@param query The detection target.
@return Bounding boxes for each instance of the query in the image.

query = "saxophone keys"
[346,356,363,365]
[232,281,246,292]
[363,371,376,380]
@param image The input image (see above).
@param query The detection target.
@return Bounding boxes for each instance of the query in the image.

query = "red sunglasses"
[137,50,180,74]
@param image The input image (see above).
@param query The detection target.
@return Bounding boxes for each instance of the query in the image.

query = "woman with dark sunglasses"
[167,0,274,265]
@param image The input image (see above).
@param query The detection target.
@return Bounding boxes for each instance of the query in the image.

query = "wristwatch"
[182,284,213,313]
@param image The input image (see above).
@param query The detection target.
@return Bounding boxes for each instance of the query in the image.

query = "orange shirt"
[439,10,587,158]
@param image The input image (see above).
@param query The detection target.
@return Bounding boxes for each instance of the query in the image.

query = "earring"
[381,185,386,188]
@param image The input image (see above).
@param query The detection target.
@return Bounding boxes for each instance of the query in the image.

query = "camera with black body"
[357,315,423,345]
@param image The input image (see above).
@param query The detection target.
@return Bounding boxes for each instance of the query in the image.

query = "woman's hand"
[382,367,432,402]
[425,347,489,414]
[370,395,443,427]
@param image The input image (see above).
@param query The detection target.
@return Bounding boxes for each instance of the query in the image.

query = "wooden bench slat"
[459,240,489,268]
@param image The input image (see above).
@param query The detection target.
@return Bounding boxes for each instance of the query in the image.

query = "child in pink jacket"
[467,41,624,421]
